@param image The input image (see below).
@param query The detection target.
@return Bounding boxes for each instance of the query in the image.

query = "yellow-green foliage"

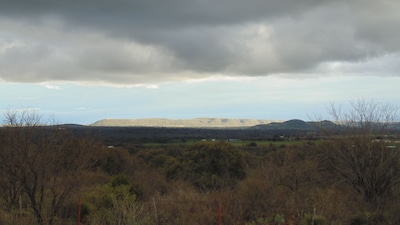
[83,177,147,225]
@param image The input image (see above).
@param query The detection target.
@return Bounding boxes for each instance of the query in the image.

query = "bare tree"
[0,110,42,210]
[318,99,400,214]
[327,98,398,135]
[320,137,400,208]
[0,110,101,225]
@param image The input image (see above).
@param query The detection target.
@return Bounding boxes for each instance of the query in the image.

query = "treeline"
[1,129,400,224]
[77,125,319,146]
[1,100,400,225]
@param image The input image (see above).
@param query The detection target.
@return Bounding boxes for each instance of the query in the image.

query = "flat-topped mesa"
[90,118,282,128]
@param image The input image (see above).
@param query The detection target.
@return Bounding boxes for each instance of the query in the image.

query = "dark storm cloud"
[1,0,400,84]
[0,0,320,27]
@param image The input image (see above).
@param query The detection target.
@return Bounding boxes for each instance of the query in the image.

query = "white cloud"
[40,82,62,90]
[74,107,87,111]
[317,53,400,76]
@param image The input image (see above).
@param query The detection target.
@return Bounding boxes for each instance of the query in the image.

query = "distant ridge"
[90,118,282,128]
[251,119,338,130]
[251,120,400,131]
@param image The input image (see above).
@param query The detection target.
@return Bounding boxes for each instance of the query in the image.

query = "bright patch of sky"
[2,75,398,124]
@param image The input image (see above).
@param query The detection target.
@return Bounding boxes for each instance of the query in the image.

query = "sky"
[1,0,399,125]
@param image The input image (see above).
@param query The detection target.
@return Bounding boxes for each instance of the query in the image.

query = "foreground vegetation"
[1,100,399,225]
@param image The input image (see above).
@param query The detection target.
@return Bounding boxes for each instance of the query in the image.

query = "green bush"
[83,178,147,225]
[301,213,326,225]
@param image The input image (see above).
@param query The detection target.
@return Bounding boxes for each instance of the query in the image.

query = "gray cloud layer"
[1,0,400,84]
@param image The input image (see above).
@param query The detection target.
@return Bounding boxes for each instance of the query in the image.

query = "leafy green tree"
[84,176,147,225]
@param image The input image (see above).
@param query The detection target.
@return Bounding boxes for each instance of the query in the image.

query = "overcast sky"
[1,0,399,124]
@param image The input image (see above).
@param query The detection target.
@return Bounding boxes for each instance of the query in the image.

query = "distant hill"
[251,119,338,131]
[251,120,400,131]
[90,118,282,128]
